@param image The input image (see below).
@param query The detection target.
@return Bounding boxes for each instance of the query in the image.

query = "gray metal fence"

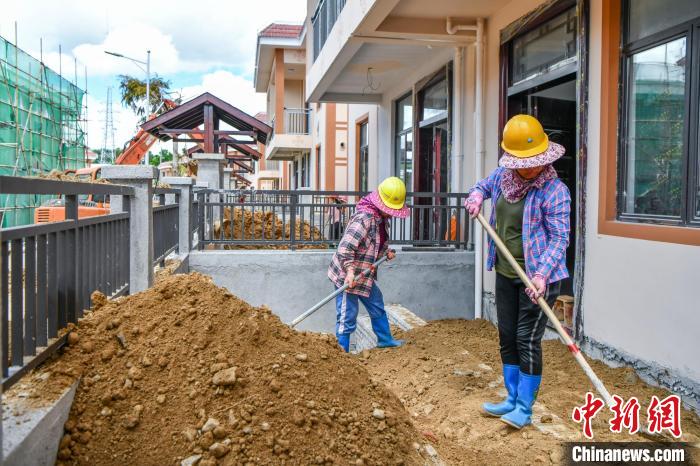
[153,188,180,266]
[0,176,134,389]
[196,189,468,250]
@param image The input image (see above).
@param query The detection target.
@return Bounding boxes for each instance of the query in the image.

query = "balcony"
[312,0,347,61]
[265,108,313,161]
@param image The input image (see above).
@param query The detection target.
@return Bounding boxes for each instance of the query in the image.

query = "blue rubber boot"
[482,364,519,416]
[501,372,542,429]
[336,334,350,352]
[370,314,403,348]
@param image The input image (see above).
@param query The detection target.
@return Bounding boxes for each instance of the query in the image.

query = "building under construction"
[0,34,86,227]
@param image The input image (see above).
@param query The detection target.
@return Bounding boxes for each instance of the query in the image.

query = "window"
[316,145,321,188]
[421,80,448,121]
[358,120,369,192]
[301,153,311,187]
[619,0,700,225]
[511,8,577,85]
[293,159,300,189]
[394,93,414,191]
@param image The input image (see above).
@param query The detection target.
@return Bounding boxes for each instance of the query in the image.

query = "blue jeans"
[335,282,386,336]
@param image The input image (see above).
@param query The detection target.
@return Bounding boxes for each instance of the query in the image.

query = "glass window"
[619,2,700,226]
[622,38,686,218]
[358,122,369,192]
[511,8,577,84]
[628,0,700,43]
[397,94,413,131]
[394,93,414,191]
[421,79,448,121]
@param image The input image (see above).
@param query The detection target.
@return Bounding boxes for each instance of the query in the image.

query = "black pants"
[495,273,560,375]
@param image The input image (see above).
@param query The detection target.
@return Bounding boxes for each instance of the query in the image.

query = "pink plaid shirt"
[327,211,389,297]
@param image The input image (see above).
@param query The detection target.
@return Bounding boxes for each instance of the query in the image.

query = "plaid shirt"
[469,167,571,283]
[328,211,390,297]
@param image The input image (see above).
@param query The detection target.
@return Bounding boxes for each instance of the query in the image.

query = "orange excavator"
[34,100,179,223]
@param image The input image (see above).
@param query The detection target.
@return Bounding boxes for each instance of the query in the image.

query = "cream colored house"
[304,0,700,410]
[254,22,380,192]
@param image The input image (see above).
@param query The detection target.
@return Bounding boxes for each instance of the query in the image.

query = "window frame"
[355,114,370,192]
[617,2,700,227]
[394,92,414,191]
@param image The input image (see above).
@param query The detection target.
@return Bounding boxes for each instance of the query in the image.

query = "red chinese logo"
[647,395,682,438]
[572,392,683,439]
[572,392,605,439]
[609,395,640,434]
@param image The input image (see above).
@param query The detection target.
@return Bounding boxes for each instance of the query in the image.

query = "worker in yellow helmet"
[327,177,410,352]
[465,114,571,429]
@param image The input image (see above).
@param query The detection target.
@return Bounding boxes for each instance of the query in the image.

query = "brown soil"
[29,273,422,466]
[214,207,327,250]
[362,320,700,465]
[39,169,111,184]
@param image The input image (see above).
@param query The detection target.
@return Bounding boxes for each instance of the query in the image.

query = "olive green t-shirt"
[494,195,526,279]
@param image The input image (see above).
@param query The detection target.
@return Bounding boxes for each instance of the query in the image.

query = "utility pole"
[101,87,116,163]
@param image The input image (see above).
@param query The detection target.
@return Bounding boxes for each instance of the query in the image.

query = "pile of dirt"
[362,320,700,465]
[39,169,111,184]
[34,273,422,466]
[215,207,327,250]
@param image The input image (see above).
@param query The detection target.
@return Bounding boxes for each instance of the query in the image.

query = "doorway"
[507,76,577,295]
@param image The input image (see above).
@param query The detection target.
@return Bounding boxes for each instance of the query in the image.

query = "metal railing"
[0,176,134,389]
[153,188,180,266]
[196,189,468,250]
[312,0,347,61]
[284,108,310,135]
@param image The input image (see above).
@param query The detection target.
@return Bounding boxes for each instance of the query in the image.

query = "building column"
[223,167,233,190]
[103,165,157,293]
[162,176,194,255]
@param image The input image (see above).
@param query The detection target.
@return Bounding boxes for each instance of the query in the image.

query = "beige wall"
[581,0,700,386]
[284,79,305,109]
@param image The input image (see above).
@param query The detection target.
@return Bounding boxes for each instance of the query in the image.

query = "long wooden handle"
[290,251,394,329]
[475,213,614,407]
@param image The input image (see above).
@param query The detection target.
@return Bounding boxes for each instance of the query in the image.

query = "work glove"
[465,192,483,219]
[525,274,547,304]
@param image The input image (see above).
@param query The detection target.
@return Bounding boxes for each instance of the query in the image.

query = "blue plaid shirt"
[470,167,571,283]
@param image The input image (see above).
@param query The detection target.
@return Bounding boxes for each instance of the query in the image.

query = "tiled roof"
[259,23,303,39]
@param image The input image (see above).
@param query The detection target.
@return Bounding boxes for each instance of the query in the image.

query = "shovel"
[475,214,615,405]
[290,250,395,328]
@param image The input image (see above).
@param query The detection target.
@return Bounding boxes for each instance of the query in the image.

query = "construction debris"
[213,207,327,250]
[32,273,423,465]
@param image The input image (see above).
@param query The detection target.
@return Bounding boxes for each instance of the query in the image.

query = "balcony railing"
[284,108,310,135]
[312,0,347,61]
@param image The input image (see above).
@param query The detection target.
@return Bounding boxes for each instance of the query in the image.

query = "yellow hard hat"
[500,114,549,158]
[378,176,406,210]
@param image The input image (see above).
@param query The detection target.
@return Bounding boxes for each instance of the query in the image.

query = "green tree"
[149,148,173,167]
[118,75,178,121]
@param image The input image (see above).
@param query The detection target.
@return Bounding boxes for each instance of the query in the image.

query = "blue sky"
[3,0,306,150]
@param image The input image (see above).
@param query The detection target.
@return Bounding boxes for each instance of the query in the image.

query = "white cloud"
[180,70,266,115]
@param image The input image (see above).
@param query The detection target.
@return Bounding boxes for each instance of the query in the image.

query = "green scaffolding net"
[0,35,86,227]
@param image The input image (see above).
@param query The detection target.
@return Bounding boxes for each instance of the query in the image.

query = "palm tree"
[118,75,178,121]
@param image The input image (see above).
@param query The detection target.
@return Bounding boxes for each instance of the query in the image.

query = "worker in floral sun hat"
[328,177,410,353]
[465,114,571,429]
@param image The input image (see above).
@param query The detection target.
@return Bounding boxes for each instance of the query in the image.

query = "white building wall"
[581,0,700,395]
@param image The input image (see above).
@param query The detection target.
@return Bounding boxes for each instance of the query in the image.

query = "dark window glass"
[628,0,700,43]
[622,37,686,218]
[421,79,448,121]
[511,8,577,84]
